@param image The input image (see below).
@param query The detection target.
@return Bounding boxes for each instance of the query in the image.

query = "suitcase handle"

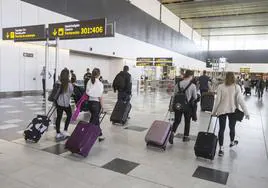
[207,116,218,134]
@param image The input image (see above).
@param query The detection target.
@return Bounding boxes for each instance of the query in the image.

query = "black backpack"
[172,81,192,112]
[113,73,126,91]
[48,83,62,102]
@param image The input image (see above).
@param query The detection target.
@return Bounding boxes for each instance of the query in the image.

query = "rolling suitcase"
[65,112,106,157]
[194,116,218,160]
[24,105,56,143]
[110,101,131,125]
[145,120,172,150]
[244,87,251,96]
[201,92,215,112]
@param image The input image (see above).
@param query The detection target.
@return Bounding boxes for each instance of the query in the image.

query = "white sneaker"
[55,133,64,140]
[62,131,70,137]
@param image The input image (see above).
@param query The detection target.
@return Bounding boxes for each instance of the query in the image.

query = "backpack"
[113,73,126,91]
[48,83,62,102]
[172,81,192,112]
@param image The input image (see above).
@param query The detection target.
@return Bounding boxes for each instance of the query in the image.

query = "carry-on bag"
[145,116,172,150]
[194,116,218,160]
[66,112,106,157]
[110,100,131,125]
[24,105,56,143]
[48,82,62,102]
[201,92,215,112]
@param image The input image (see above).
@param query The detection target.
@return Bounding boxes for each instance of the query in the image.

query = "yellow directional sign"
[49,19,106,40]
[2,25,46,41]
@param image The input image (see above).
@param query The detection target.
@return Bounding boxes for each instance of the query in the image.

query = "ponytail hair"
[91,68,100,84]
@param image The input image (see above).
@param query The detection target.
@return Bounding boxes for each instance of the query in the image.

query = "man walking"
[113,66,132,102]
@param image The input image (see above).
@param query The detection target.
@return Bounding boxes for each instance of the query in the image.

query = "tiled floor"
[0,90,268,188]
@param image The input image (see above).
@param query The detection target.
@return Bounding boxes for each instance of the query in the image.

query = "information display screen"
[155,58,173,66]
[136,57,154,66]
[2,25,46,41]
[48,19,106,40]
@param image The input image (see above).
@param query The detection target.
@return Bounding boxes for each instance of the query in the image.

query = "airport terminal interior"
[1,0,268,188]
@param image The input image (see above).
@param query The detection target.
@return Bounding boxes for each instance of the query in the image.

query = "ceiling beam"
[181,11,268,20]
[161,0,193,4]
[203,33,268,37]
[194,24,268,30]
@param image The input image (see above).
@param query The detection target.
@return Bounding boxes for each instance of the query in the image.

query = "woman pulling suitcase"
[212,72,249,157]
[86,68,105,142]
[169,70,198,144]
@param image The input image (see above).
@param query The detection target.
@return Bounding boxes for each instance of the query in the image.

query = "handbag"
[234,85,244,122]
[71,93,89,122]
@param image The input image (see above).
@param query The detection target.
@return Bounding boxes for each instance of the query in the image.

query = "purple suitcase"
[145,120,172,150]
[65,121,101,157]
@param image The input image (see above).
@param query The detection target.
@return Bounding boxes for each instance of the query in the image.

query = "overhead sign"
[48,18,106,40]
[155,58,173,63]
[240,68,250,73]
[155,57,173,66]
[2,25,46,41]
[136,57,154,66]
[136,62,154,66]
[206,58,212,68]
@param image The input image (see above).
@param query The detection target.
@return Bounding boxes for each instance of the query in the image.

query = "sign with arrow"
[2,25,46,41]
[48,18,106,40]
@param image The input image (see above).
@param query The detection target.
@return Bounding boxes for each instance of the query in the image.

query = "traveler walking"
[256,78,265,99]
[169,70,198,144]
[70,70,77,84]
[83,68,91,89]
[55,69,73,141]
[40,66,52,98]
[113,65,132,102]
[86,68,105,142]
[212,72,249,157]
[199,70,210,95]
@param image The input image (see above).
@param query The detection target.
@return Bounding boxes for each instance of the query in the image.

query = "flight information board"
[155,58,173,66]
[48,18,106,40]
[136,58,154,66]
[2,25,46,41]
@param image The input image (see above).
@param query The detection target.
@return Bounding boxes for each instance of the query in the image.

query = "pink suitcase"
[145,120,172,150]
[65,121,101,157]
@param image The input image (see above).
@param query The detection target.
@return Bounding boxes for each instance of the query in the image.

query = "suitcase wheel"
[162,146,166,151]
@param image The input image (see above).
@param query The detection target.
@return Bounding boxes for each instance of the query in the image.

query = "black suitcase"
[110,101,131,125]
[24,105,56,143]
[244,87,251,96]
[194,116,218,160]
[201,92,215,112]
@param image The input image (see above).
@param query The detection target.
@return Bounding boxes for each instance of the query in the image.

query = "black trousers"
[88,101,102,136]
[56,105,72,134]
[42,79,46,96]
[118,91,131,103]
[218,113,237,146]
[172,110,192,137]
[257,88,264,98]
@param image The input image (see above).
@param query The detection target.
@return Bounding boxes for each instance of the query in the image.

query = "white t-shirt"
[86,79,104,102]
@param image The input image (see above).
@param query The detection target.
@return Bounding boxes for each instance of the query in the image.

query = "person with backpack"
[212,72,249,157]
[55,69,74,141]
[86,68,105,142]
[169,70,197,144]
[113,66,132,102]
